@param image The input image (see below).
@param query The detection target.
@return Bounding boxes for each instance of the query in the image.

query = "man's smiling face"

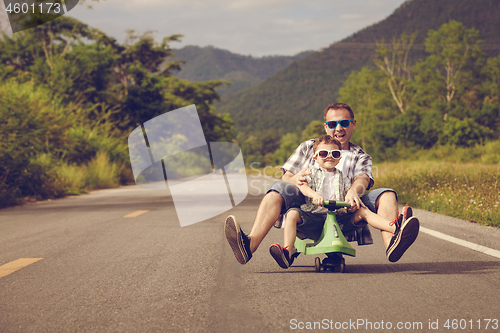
[323,108,356,150]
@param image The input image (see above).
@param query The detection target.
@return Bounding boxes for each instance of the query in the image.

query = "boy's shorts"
[267,181,398,215]
[286,207,357,241]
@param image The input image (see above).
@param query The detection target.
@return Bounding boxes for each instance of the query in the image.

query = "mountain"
[216,0,500,135]
[171,45,312,97]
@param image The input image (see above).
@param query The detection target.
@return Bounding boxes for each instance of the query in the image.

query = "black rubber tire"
[339,257,345,273]
[315,257,321,272]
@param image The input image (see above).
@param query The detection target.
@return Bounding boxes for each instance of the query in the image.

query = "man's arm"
[345,173,370,211]
[282,166,311,186]
[281,140,315,185]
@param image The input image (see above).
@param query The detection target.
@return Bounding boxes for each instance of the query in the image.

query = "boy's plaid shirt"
[281,139,374,191]
[300,164,351,213]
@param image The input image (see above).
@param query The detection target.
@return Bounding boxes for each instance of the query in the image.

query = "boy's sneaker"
[269,244,294,269]
[225,215,252,264]
[386,214,420,262]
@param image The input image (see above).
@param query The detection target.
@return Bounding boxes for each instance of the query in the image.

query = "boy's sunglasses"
[325,118,354,129]
[314,149,342,159]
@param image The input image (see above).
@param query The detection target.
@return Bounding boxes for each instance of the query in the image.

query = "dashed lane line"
[0,258,44,279]
[124,210,149,218]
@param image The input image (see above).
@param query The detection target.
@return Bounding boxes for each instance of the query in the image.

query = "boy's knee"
[285,210,301,224]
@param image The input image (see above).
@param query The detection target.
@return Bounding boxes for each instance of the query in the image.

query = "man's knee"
[375,191,398,210]
[264,189,284,205]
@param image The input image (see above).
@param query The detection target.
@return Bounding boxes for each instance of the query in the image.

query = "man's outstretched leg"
[225,181,303,264]
[361,189,419,262]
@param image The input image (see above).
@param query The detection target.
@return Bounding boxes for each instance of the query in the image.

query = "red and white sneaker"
[269,244,295,269]
[386,206,419,262]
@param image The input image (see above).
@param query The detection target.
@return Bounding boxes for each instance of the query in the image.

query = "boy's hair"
[323,102,354,120]
[313,135,341,152]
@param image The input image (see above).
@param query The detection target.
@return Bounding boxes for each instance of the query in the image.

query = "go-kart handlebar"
[323,200,351,210]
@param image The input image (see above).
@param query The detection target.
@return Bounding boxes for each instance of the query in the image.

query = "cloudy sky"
[4,0,408,57]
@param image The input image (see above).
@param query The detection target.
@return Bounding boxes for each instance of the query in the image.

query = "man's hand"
[345,175,370,212]
[345,189,365,212]
[283,165,311,187]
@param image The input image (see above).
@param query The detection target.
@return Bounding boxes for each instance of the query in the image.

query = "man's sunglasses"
[314,149,342,159]
[325,118,354,129]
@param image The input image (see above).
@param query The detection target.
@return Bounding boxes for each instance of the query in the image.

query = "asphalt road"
[1,176,500,332]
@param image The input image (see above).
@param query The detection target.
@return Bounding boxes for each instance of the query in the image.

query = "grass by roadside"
[375,161,500,228]
[9,151,132,206]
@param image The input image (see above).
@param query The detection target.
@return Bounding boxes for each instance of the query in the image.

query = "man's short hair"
[313,135,342,152]
[323,103,354,121]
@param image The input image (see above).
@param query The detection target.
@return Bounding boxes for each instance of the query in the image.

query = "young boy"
[269,135,418,269]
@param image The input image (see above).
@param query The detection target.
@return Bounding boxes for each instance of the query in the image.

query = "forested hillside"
[171,45,311,97]
[218,0,500,135]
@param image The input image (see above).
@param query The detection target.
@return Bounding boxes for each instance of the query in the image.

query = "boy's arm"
[298,183,324,206]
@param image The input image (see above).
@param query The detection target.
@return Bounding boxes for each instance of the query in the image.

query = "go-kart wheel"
[315,257,321,272]
[339,257,345,273]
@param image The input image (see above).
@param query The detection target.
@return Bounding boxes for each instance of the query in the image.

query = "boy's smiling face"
[313,142,342,172]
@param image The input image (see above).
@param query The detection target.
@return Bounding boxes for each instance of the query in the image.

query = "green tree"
[414,20,484,114]
[478,55,500,138]
[272,133,300,165]
[301,120,325,141]
[339,67,396,156]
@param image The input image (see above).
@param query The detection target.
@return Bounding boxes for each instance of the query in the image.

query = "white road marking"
[421,226,500,259]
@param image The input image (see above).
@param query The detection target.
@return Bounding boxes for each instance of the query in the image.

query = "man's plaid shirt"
[281,139,374,191]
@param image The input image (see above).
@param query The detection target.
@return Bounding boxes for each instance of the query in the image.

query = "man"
[225,102,419,264]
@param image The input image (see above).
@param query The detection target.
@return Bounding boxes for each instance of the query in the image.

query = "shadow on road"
[256,261,500,275]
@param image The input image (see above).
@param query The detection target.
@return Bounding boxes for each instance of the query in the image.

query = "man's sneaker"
[386,215,420,262]
[402,206,413,223]
[225,215,252,264]
[269,243,293,269]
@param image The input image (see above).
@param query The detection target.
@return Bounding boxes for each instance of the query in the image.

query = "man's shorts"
[266,180,398,215]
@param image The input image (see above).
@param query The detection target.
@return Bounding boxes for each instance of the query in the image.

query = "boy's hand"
[312,193,324,206]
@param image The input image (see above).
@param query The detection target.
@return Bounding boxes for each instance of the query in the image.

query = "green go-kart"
[294,200,357,273]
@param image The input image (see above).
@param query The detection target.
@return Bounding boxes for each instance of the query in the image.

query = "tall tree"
[374,32,416,115]
[414,20,484,116]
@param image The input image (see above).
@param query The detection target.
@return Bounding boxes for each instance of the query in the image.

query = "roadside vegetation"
[376,161,500,228]
[0,16,233,208]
